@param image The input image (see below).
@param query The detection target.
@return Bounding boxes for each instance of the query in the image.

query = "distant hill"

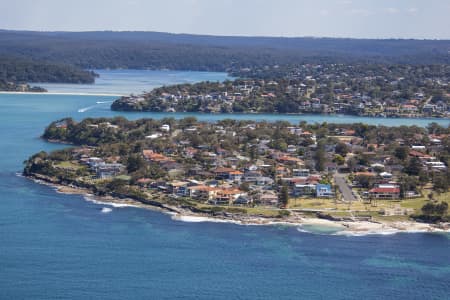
[0,56,97,84]
[0,30,448,71]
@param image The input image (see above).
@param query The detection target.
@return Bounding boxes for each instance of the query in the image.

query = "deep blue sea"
[0,70,449,299]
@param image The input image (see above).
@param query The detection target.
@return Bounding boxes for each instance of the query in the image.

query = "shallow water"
[0,70,449,299]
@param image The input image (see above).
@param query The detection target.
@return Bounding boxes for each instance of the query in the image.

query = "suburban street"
[334,173,357,202]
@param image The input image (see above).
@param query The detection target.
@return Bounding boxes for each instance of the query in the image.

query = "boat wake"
[77,105,97,113]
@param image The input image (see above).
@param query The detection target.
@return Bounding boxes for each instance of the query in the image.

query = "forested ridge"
[0,56,97,84]
[1,30,449,72]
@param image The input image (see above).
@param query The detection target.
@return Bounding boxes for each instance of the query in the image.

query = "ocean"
[0,70,449,299]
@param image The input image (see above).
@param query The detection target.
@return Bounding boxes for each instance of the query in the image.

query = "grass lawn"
[195,203,284,217]
[288,192,450,215]
[55,161,82,170]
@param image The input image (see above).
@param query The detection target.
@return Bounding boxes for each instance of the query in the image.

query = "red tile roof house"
[368,185,400,199]
[187,185,218,201]
[142,150,174,163]
[400,104,419,115]
[213,188,246,205]
[277,156,304,166]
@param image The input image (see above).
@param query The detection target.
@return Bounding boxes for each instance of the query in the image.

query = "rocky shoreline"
[23,173,450,236]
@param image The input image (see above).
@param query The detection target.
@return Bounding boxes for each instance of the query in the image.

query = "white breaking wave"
[96,101,113,104]
[83,195,139,208]
[333,230,398,237]
[101,207,113,213]
[171,215,244,225]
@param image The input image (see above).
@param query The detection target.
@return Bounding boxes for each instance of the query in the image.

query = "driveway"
[334,173,357,202]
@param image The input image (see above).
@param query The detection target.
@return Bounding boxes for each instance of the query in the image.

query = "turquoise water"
[1,71,449,299]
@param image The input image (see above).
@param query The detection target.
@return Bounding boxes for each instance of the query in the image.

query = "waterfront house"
[93,163,125,179]
[213,188,246,205]
[187,185,218,201]
[234,195,252,205]
[400,104,419,115]
[257,191,279,206]
[368,184,400,199]
[293,184,316,196]
[316,184,334,198]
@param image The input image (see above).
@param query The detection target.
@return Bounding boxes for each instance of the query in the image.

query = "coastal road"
[334,173,357,202]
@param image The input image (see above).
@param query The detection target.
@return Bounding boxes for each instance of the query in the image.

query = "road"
[334,173,357,202]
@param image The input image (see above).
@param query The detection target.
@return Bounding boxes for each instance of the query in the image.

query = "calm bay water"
[36,69,232,95]
[0,70,449,299]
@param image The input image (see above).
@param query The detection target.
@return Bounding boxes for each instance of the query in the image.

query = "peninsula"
[0,56,97,92]
[111,64,450,118]
[24,117,450,234]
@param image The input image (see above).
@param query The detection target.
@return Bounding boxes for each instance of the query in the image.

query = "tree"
[347,157,358,172]
[421,202,435,216]
[405,157,422,176]
[333,154,345,166]
[314,142,327,172]
[436,202,448,216]
[240,182,250,192]
[394,146,409,161]
[421,201,448,217]
[418,170,430,185]
[126,154,145,174]
[433,173,449,192]
[279,185,289,208]
[335,142,349,157]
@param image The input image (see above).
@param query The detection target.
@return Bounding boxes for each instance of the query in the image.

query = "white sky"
[0,0,449,39]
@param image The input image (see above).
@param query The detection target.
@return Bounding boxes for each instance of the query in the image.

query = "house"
[257,191,279,206]
[255,176,274,186]
[293,169,310,177]
[368,184,400,199]
[242,171,263,183]
[160,124,170,132]
[187,185,218,201]
[425,161,447,170]
[228,170,244,182]
[87,157,104,167]
[385,106,400,115]
[234,195,252,206]
[400,104,418,114]
[293,184,316,196]
[168,181,190,195]
[145,133,163,139]
[213,188,246,205]
[142,150,173,163]
[379,172,393,179]
[93,163,125,179]
[213,167,240,180]
[276,166,290,177]
[277,156,304,166]
[286,145,297,153]
[316,184,334,198]
[324,162,338,173]
[422,104,436,114]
